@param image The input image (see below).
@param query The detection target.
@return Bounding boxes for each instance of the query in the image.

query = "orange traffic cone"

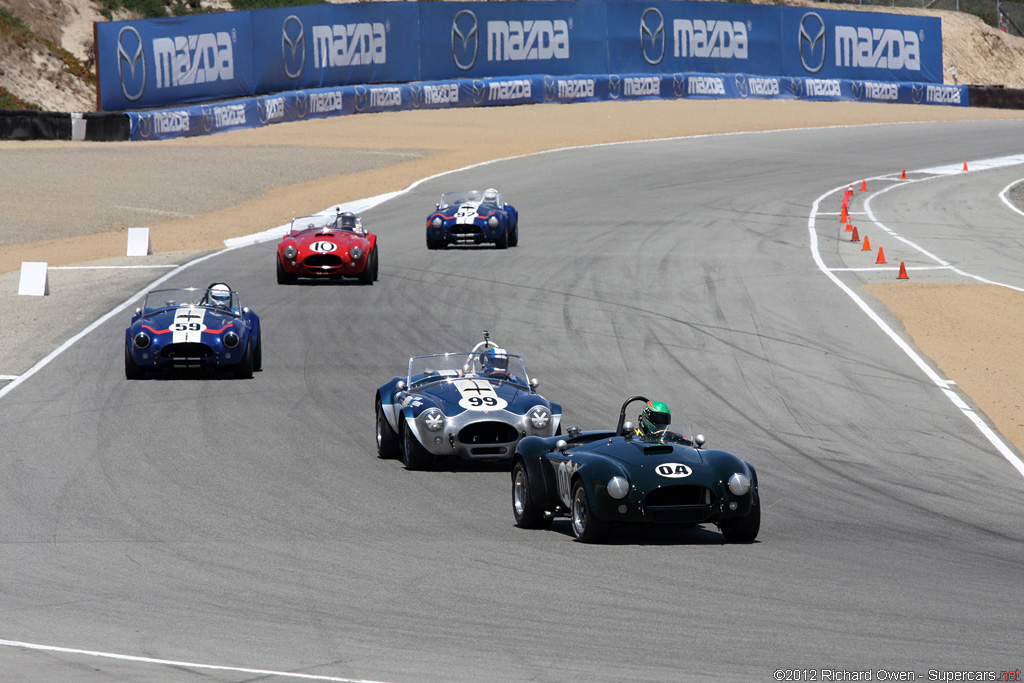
[860,179,868,191]
[900,169,907,180]
[876,247,887,264]
[898,262,909,279]
[840,205,848,222]
[862,235,872,251]
[845,223,854,232]
[851,227,860,242]
[963,161,968,171]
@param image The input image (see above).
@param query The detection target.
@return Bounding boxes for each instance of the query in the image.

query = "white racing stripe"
[811,156,1024,478]
[0,638,396,683]
[172,306,207,344]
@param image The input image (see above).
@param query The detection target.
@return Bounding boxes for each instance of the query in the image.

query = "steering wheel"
[615,396,650,436]
[488,371,511,381]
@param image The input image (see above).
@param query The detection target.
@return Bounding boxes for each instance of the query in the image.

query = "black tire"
[276,255,295,284]
[234,339,254,379]
[252,328,262,372]
[426,235,442,250]
[512,461,551,529]
[509,221,519,247]
[358,250,374,285]
[401,421,433,471]
[571,480,608,543]
[719,502,760,543]
[495,226,508,250]
[376,397,400,459]
[373,248,379,281]
[124,343,144,380]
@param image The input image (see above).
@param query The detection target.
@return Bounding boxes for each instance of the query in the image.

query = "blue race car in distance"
[511,396,761,543]
[375,332,560,470]
[426,188,519,249]
[125,282,262,379]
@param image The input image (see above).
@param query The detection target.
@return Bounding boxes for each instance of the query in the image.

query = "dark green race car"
[511,396,761,543]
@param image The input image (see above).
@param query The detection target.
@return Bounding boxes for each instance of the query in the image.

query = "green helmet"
[639,401,671,436]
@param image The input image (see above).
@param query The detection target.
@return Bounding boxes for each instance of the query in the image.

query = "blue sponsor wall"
[97,0,945,112]
[127,74,967,141]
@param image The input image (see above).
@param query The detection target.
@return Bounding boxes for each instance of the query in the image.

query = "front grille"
[304,254,342,267]
[161,343,213,359]
[458,421,518,445]
[645,485,712,507]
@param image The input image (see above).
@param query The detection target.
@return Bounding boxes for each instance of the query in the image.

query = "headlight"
[133,332,150,349]
[607,476,629,499]
[727,472,751,496]
[422,408,445,432]
[223,332,240,349]
[528,407,550,430]
[350,246,363,260]
[283,245,297,259]
[487,216,500,228]
[431,216,443,228]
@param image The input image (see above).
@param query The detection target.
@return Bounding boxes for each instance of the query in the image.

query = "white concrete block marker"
[126,227,152,256]
[18,262,49,296]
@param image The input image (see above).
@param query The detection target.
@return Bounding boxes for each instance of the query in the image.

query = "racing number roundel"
[310,241,337,253]
[655,463,692,478]
[455,379,508,411]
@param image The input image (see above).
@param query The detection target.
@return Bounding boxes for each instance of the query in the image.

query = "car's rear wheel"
[376,397,400,459]
[719,502,760,543]
[401,421,432,471]
[571,480,608,543]
[234,339,254,379]
[512,461,551,529]
[124,344,144,380]
[276,255,295,284]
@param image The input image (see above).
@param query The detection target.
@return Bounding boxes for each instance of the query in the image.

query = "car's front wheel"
[276,255,295,284]
[495,226,508,250]
[719,502,760,543]
[401,421,433,471]
[571,480,608,543]
[358,249,375,286]
[508,220,519,247]
[512,461,551,529]
[234,339,254,379]
[376,397,400,459]
[124,344,144,380]
[252,328,263,372]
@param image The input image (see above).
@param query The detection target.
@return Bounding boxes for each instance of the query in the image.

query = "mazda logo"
[911,83,925,104]
[640,8,665,66]
[410,84,423,109]
[785,78,805,99]
[256,96,269,124]
[452,10,479,71]
[470,80,487,105]
[798,13,826,74]
[851,81,865,101]
[136,112,153,139]
[354,85,369,112]
[282,15,305,80]
[116,26,146,102]
[672,74,687,99]
[201,104,214,133]
[294,91,308,119]
[543,76,557,102]
[607,75,621,100]
[734,74,749,98]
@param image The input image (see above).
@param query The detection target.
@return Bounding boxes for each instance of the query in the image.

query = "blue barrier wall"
[97,0,945,112]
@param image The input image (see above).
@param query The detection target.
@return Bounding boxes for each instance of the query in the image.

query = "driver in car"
[481,346,521,383]
[635,400,672,438]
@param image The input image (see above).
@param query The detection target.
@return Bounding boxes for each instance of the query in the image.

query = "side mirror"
[554,439,568,453]
[529,377,539,390]
[396,380,407,391]
[694,434,706,448]
[622,421,634,434]
[134,307,141,316]
[241,306,251,315]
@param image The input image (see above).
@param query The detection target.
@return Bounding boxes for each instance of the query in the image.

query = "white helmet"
[208,283,231,308]
[483,188,499,203]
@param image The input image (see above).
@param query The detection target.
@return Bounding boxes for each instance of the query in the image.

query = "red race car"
[277,211,379,285]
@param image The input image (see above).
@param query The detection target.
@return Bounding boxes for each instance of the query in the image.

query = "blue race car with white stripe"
[375,333,560,470]
[425,188,519,249]
[124,283,262,379]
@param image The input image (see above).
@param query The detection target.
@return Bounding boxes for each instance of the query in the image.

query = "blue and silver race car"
[425,188,519,249]
[124,283,262,379]
[511,396,761,543]
[375,333,560,470]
